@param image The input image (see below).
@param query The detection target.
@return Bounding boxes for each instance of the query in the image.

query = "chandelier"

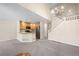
[51,5,72,18]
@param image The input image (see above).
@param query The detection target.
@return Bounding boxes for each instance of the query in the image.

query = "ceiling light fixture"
[51,5,72,18]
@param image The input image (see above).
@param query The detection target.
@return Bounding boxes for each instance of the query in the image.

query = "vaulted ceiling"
[0,3,48,22]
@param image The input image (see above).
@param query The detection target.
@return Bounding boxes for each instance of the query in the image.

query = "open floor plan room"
[0,3,79,56]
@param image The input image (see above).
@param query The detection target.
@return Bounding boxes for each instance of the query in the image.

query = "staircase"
[48,15,79,46]
[49,15,79,32]
[48,15,79,38]
[48,16,64,32]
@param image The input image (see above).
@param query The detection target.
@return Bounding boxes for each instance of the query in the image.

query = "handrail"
[64,15,79,21]
[49,15,79,32]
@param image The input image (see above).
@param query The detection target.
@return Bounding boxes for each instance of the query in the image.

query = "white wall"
[49,19,79,46]
[40,21,48,39]
[0,4,18,41]
[0,21,17,41]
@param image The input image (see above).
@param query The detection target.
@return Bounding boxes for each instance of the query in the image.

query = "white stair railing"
[49,16,64,32]
[64,15,79,21]
[48,15,79,33]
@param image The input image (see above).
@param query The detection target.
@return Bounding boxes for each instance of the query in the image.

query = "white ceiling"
[0,3,48,22]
